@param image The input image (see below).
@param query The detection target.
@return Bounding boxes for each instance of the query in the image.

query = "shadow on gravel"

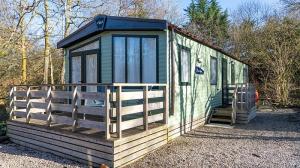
[183,108,300,142]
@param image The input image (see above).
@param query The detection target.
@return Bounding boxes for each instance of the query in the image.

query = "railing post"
[117,86,122,139]
[46,86,52,127]
[25,86,31,123]
[72,86,78,132]
[163,85,169,125]
[143,86,148,131]
[105,86,111,139]
[9,86,16,120]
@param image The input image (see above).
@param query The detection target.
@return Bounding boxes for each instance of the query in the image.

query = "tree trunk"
[20,13,27,84]
[61,0,72,84]
[19,0,27,84]
[43,0,50,84]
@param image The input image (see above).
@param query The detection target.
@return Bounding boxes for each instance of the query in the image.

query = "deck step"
[210,118,232,123]
[204,123,234,129]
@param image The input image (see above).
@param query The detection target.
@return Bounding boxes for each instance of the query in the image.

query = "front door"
[222,58,228,105]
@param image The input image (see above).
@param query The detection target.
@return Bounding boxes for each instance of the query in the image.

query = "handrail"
[9,83,167,87]
[9,83,169,140]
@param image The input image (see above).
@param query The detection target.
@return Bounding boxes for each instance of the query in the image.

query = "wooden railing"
[9,83,168,139]
[232,83,256,123]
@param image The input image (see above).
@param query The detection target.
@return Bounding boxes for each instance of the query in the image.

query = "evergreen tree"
[185,0,229,47]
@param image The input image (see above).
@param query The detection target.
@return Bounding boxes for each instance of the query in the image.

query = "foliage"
[185,0,229,47]
[229,2,300,106]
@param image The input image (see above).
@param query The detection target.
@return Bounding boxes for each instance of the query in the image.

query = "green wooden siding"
[168,31,247,126]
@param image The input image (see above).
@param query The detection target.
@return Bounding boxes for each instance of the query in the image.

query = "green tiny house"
[60,15,249,129]
[7,15,255,167]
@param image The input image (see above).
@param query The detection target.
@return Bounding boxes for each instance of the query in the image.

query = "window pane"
[127,37,140,83]
[142,38,157,83]
[231,64,235,84]
[243,67,248,83]
[181,49,190,83]
[210,57,217,85]
[113,37,126,82]
[86,54,97,92]
[72,56,81,84]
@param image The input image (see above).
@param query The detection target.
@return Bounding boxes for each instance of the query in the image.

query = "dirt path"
[126,109,300,168]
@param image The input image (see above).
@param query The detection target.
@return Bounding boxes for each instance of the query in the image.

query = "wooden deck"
[7,83,172,167]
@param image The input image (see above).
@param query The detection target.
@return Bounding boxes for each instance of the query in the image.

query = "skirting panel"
[7,118,205,167]
[7,121,114,167]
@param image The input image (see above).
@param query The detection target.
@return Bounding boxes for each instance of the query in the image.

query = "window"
[243,67,248,83]
[210,57,218,85]
[113,37,126,82]
[179,45,191,85]
[142,38,157,83]
[127,37,140,83]
[231,63,235,84]
[113,36,157,83]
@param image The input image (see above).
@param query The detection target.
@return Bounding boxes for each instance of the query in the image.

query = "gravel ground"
[0,143,86,168]
[127,108,300,168]
[0,109,299,168]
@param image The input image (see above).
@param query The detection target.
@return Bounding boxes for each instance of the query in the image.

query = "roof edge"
[167,23,250,66]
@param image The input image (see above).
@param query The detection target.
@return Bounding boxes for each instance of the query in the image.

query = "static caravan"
[7,15,256,167]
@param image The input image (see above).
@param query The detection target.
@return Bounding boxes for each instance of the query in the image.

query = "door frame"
[69,38,101,86]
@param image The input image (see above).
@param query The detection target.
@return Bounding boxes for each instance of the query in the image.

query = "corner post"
[46,86,52,127]
[72,86,78,132]
[163,85,169,125]
[25,86,31,123]
[9,86,16,120]
[117,86,122,139]
[105,86,111,139]
[143,85,148,131]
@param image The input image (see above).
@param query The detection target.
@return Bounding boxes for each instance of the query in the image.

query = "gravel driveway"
[127,109,300,168]
[0,109,299,168]
[0,143,85,168]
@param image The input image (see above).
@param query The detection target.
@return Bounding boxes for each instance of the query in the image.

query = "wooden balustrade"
[232,83,256,124]
[9,83,168,139]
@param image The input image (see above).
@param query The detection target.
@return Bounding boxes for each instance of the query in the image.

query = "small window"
[179,45,191,85]
[210,57,218,85]
[231,63,235,84]
[243,67,248,83]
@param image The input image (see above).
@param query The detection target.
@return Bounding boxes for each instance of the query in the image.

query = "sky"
[178,0,282,14]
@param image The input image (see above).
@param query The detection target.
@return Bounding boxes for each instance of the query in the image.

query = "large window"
[210,57,218,85]
[179,45,191,85]
[113,35,157,83]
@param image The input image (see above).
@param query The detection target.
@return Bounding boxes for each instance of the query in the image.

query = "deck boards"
[7,116,206,168]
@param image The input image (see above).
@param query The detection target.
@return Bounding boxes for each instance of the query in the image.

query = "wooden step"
[210,118,232,123]
[213,111,232,117]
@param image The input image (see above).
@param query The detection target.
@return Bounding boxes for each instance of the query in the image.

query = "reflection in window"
[113,37,126,82]
[113,36,157,83]
[127,37,140,83]
[231,63,235,84]
[142,38,157,83]
[179,46,190,84]
[210,57,217,85]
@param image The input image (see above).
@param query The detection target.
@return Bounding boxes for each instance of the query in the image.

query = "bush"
[0,104,8,136]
